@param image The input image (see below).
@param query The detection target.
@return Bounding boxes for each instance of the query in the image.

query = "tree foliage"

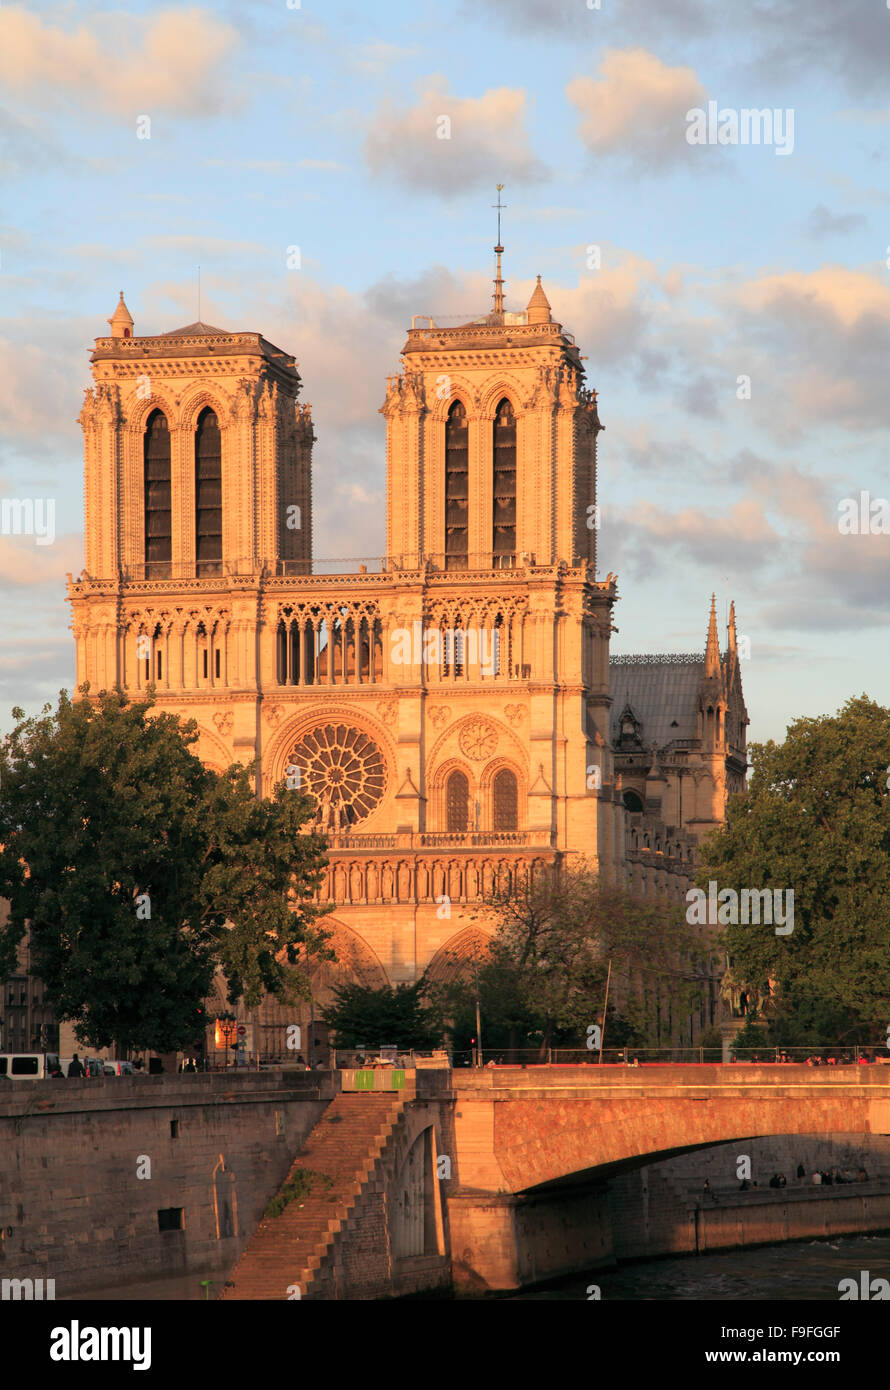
[0,688,333,1053]
[728,1017,768,1056]
[430,863,709,1052]
[697,694,890,1044]
[319,979,440,1050]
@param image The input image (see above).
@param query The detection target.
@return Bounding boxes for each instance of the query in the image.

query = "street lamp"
[216,1012,237,1069]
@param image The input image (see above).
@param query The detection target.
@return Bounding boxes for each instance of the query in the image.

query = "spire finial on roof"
[491,184,507,320]
[108,291,134,339]
[705,592,720,677]
[527,273,552,325]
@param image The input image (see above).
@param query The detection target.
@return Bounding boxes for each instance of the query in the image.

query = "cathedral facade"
[67,269,748,1054]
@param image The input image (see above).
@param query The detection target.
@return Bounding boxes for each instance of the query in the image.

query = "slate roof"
[609,654,705,748]
[161,321,229,337]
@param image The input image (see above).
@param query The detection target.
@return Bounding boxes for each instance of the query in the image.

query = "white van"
[0,1053,48,1079]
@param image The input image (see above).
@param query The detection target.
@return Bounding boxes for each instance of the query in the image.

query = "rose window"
[288,723,386,827]
[458,717,498,761]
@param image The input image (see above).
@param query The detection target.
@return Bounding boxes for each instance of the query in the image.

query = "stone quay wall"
[0,1071,331,1297]
[608,1132,890,1261]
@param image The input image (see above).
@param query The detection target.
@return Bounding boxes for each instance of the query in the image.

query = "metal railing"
[122,1044,890,1075]
[442,1045,890,1068]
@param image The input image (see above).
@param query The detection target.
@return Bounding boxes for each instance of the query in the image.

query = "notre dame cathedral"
[66,252,748,1056]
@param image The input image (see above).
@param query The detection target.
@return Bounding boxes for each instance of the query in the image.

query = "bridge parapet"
[452,1064,890,1095]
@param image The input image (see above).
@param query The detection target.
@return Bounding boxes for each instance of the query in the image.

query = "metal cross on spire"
[492,184,507,319]
[493,183,507,244]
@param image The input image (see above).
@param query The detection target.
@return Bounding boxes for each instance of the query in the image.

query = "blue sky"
[2,0,889,746]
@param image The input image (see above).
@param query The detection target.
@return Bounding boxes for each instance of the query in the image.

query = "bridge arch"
[451,1069,890,1196]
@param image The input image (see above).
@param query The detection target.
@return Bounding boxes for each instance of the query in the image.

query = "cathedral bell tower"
[382,269,603,573]
[377,209,621,882]
[68,300,314,770]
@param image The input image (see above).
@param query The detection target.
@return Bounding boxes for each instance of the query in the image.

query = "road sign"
[237,1025,246,1037]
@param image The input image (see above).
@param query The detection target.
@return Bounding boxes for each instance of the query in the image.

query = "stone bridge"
[453,1064,890,1188]
[4,1065,890,1299]
[446,1065,890,1288]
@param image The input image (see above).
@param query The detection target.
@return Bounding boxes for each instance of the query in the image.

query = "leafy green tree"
[0,689,333,1053]
[767,996,866,1049]
[728,1016,769,1057]
[430,864,708,1054]
[697,695,890,1044]
[320,979,440,1050]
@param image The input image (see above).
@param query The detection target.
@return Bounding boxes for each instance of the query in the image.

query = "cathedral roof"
[162,321,229,337]
[90,317,301,389]
[609,655,705,748]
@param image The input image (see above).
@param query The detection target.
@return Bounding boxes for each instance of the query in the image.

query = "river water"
[66,1233,890,1301]
[510,1233,890,1300]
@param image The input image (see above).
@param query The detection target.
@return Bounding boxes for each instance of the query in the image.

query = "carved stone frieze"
[377,699,397,726]
[213,711,234,736]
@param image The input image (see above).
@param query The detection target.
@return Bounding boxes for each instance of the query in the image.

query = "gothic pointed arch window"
[446,770,469,832]
[492,768,518,831]
[492,397,516,567]
[144,409,171,578]
[445,400,468,571]
[195,407,222,576]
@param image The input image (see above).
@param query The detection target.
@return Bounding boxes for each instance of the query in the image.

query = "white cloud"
[0,326,88,440]
[364,75,548,194]
[0,6,239,116]
[731,265,890,433]
[567,48,707,169]
[0,533,83,589]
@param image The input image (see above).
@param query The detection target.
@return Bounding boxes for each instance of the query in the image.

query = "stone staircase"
[220,1091,408,1300]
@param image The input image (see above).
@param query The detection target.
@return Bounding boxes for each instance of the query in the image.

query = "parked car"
[0,1053,49,1079]
[102,1060,135,1076]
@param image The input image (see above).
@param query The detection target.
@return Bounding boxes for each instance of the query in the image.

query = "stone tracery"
[288,722,387,828]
